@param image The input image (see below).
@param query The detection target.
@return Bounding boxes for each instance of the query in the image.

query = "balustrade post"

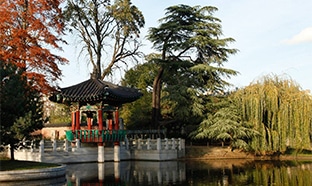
[157,138,161,151]
[171,138,176,150]
[137,139,142,150]
[125,137,129,150]
[178,138,182,150]
[147,138,151,150]
[39,140,44,161]
[64,139,69,152]
[165,138,169,150]
[30,140,34,152]
[22,139,26,152]
[39,140,44,153]
[52,139,57,152]
[76,139,81,149]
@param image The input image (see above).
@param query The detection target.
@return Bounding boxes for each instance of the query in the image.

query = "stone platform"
[0,165,66,184]
[8,138,185,163]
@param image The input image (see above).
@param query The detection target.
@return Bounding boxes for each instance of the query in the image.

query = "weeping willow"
[233,75,312,155]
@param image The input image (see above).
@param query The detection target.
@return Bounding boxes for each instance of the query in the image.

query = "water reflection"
[66,161,186,185]
[65,160,312,186]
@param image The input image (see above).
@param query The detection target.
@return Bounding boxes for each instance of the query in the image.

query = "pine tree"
[1,61,44,160]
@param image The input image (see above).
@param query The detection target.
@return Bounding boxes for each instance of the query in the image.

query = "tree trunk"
[152,38,167,129]
[152,67,164,128]
[10,143,15,160]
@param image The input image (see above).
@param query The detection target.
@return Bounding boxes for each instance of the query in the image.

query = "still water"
[4,159,311,186]
[64,160,312,186]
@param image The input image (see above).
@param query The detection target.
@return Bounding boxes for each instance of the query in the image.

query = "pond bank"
[184,146,312,160]
[0,164,66,183]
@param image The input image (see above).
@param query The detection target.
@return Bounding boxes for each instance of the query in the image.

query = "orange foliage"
[0,0,68,93]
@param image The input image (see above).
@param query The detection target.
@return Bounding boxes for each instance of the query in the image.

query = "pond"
[0,159,312,186]
[64,159,312,186]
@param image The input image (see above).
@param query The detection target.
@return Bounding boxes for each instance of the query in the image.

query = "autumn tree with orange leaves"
[0,0,68,93]
[0,0,67,159]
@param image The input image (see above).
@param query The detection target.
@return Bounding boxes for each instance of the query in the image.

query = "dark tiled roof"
[50,79,142,106]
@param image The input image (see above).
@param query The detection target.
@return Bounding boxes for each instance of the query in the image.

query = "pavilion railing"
[65,129,167,143]
[66,130,126,142]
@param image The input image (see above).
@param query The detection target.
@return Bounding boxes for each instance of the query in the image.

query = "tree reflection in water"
[65,160,312,186]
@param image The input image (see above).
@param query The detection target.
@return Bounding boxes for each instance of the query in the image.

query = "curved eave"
[49,78,143,106]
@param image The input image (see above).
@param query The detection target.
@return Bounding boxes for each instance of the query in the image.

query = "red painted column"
[98,109,103,131]
[87,117,92,130]
[71,111,75,131]
[108,112,113,130]
[114,109,119,130]
[114,108,120,147]
[108,119,113,131]
[75,111,80,130]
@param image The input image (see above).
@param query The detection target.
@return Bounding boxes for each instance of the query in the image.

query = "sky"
[58,0,312,92]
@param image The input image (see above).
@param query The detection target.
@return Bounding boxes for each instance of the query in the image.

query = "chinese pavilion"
[49,78,142,161]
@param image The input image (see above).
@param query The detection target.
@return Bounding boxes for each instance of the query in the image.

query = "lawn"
[0,159,59,171]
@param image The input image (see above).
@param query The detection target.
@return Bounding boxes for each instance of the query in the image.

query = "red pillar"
[98,109,103,131]
[87,117,92,130]
[75,111,80,130]
[114,108,120,146]
[108,119,113,130]
[71,112,75,131]
[114,109,119,130]
[108,112,113,130]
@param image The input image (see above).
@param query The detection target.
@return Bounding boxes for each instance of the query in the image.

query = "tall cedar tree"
[148,5,238,128]
[0,0,67,93]
[64,0,144,80]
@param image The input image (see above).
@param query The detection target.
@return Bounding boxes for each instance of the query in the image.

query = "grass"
[0,159,60,171]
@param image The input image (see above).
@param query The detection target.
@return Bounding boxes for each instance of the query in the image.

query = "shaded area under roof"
[50,78,143,106]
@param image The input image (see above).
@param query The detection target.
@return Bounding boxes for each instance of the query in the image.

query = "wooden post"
[87,117,92,130]
[98,109,103,130]
[114,108,119,130]
[75,111,80,130]
[71,111,75,131]
[108,112,113,130]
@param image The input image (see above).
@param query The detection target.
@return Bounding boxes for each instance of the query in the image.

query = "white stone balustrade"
[124,138,185,151]
[9,137,185,163]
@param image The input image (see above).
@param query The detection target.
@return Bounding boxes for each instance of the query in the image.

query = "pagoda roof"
[50,78,142,106]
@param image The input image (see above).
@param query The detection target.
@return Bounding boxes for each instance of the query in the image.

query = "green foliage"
[233,75,312,155]
[47,103,71,124]
[120,61,157,129]
[1,62,44,159]
[192,96,259,150]
[147,4,238,129]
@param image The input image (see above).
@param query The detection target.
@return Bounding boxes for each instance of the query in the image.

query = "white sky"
[58,0,312,92]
